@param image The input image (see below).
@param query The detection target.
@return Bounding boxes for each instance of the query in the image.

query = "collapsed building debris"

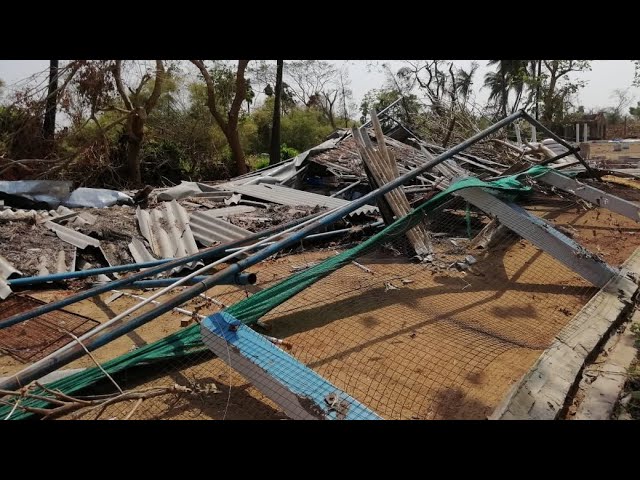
[3,107,640,421]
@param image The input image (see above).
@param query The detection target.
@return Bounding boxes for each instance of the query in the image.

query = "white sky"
[1,59,638,112]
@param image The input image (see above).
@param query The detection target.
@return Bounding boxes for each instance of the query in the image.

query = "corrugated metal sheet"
[34,249,77,277]
[197,205,256,217]
[0,254,22,280]
[135,200,200,270]
[190,212,252,246]
[0,254,18,299]
[212,183,378,217]
[215,138,339,190]
[0,280,10,300]
[44,221,100,249]
[128,237,157,264]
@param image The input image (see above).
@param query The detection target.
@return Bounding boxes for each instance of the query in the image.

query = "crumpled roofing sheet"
[135,199,200,270]
[211,183,378,217]
[190,211,252,246]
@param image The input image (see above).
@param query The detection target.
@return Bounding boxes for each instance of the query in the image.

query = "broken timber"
[352,111,432,256]
[200,312,381,420]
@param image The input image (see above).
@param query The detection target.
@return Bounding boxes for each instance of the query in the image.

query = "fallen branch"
[0,383,196,420]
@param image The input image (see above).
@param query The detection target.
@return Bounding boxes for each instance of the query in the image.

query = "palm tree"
[455,62,479,107]
[484,60,530,117]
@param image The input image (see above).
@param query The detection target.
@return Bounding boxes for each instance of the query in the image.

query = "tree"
[190,60,250,176]
[607,88,634,124]
[630,102,640,120]
[539,60,591,122]
[397,60,451,116]
[359,87,420,127]
[337,68,354,127]
[483,60,533,118]
[286,60,345,127]
[112,60,166,184]
[455,62,479,108]
[270,60,283,166]
[42,60,59,143]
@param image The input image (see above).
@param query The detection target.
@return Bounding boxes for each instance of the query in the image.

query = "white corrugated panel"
[212,184,378,217]
[135,200,201,270]
[190,212,252,246]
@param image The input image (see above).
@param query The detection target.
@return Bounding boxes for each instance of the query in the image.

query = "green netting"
[0,167,549,419]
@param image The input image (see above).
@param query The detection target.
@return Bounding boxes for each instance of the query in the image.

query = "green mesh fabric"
[0,167,549,419]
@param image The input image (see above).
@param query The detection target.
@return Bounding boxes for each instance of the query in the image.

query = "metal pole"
[0,209,325,329]
[7,259,171,287]
[330,179,362,198]
[0,111,526,392]
[128,272,256,289]
[360,98,403,129]
[521,111,597,177]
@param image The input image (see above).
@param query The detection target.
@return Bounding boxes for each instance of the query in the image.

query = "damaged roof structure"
[2,106,640,421]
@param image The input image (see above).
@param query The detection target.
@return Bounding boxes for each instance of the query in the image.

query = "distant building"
[562,112,607,141]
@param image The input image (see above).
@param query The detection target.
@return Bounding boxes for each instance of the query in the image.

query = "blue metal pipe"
[7,259,171,287]
[128,272,257,289]
[0,111,525,392]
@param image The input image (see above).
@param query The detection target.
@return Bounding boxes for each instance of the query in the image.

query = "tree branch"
[228,60,250,128]
[144,60,165,112]
[113,60,133,111]
[190,60,226,129]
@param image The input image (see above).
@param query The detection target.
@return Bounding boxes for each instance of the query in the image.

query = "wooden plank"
[352,124,432,256]
[490,246,640,420]
[537,170,640,223]
[457,187,618,288]
[200,312,382,420]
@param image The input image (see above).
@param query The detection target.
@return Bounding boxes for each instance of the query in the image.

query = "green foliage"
[249,155,270,170]
[280,107,333,152]
[0,105,46,160]
[359,88,420,126]
[241,97,333,156]
[280,143,299,160]
[630,102,640,120]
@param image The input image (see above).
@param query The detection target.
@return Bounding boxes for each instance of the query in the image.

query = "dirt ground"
[588,142,640,161]
[3,198,640,420]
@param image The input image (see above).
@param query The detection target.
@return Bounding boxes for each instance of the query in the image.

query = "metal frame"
[536,170,640,223]
[200,312,381,420]
[456,188,617,288]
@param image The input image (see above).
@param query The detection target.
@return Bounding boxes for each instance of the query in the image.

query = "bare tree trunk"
[126,108,145,185]
[127,138,143,184]
[227,126,247,176]
[43,60,59,145]
[190,60,250,176]
[270,60,283,166]
[535,60,541,121]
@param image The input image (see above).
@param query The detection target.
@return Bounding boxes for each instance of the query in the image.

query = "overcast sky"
[1,60,638,112]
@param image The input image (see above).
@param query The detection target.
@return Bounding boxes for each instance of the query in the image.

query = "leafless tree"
[112,60,166,184]
[609,88,634,121]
